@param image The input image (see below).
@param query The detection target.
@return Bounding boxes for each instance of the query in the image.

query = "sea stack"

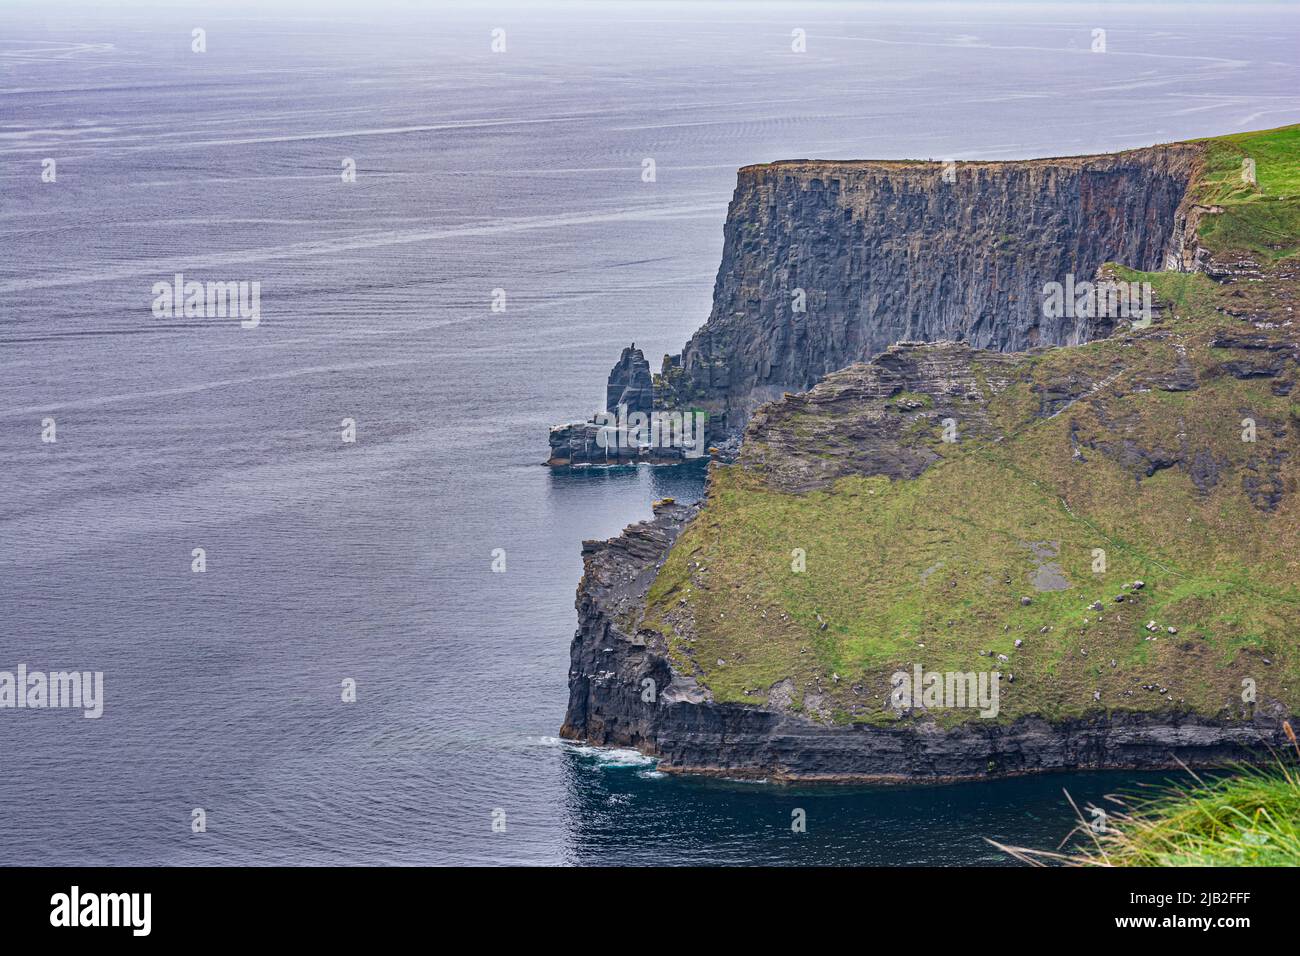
[606,344,653,418]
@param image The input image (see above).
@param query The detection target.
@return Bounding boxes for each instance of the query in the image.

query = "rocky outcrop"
[560,495,1289,780]
[659,145,1203,433]
[561,499,700,747]
[738,341,1023,493]
[560,132,1299,780]
[547,418,709,466]
[560,324,1295,776]
[548,420,620,466]
[549,345,709,465]
[606,345,653,417]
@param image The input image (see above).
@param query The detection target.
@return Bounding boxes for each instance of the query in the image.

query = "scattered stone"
[1133,580,1145,590]
[1166,626,1178,634]
[1020,596,1032,606]
[1093,690,1101,701]
[1114,595,1126,603]
[1088,601,1103,612]
[1014,639,1024,648]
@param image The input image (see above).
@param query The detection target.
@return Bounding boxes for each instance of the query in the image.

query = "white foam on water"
[562,743,658,769]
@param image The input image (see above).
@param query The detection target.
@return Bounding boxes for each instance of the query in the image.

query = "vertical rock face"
[661,145,1202,432]
[606,344,653,416]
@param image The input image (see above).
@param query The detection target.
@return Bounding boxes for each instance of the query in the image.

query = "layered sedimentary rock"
[738,341,1022,493]
[550,345,646,465]
[562,129,1300,779]
[658,145,1202,432]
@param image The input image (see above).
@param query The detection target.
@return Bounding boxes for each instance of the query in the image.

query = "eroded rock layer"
[659,145,1203,432]
[562,128,1300,780]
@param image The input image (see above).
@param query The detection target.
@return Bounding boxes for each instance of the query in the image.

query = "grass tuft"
[990,724,1300,866]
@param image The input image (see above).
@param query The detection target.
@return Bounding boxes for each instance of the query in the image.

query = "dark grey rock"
[658,146,1202,435]
[607,344,653,416]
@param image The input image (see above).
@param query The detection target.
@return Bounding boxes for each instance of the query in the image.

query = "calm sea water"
[2,1,1297,865]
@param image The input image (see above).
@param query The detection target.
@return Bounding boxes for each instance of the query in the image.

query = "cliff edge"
[658,144,1205,434]
[562,125,1300,779]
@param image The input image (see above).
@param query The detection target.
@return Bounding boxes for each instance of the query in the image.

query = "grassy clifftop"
[1193,124,1300,262]
[640,125,1300,730]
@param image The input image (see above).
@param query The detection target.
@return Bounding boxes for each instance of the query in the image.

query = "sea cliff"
[657,145,1205,434]
[562,126,1300,779]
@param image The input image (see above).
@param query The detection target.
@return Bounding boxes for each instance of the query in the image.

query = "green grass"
[1193,124,1300,261]
[641,274,1299,727]
[1109,266,1221,320]
[1197,125,1300,199]
[638,124,1300,730]
[993,727,1300,866]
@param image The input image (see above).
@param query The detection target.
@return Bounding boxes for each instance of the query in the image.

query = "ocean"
[2,0,1297,865]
